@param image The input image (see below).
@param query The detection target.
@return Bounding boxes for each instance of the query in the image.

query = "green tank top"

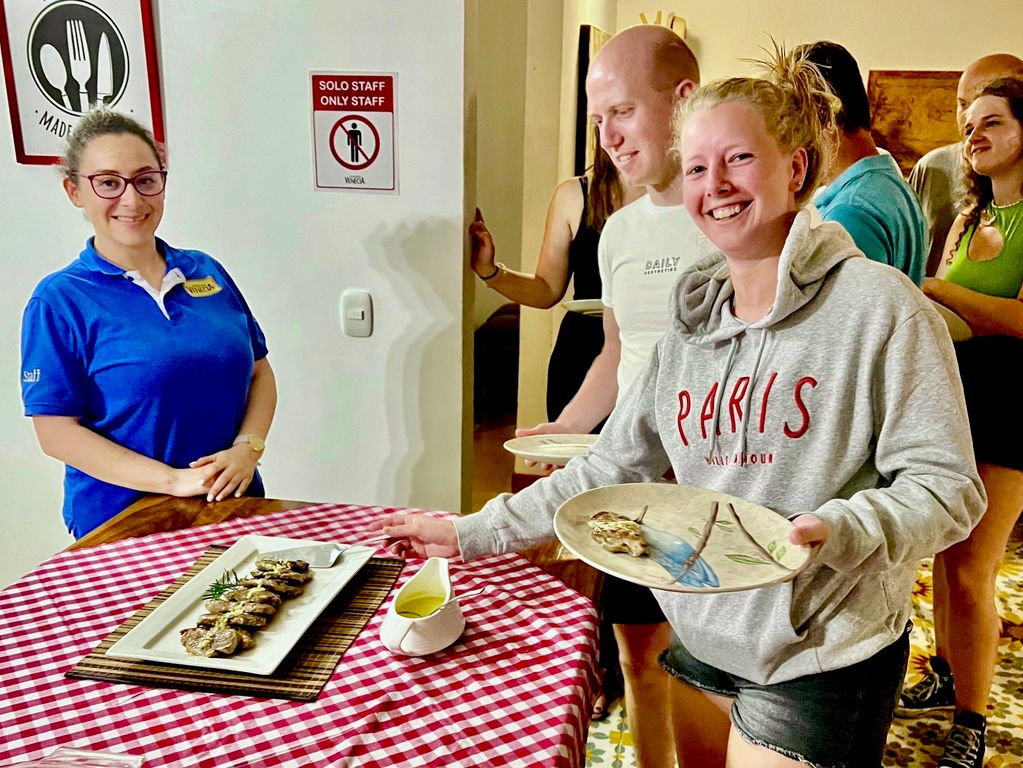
[945,199,1023,298]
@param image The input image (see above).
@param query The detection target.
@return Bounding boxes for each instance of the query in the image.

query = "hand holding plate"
[512,420,579,471]
[788,514,829,547]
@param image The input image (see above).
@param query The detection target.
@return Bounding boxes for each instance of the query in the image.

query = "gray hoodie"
[456,207,985,685]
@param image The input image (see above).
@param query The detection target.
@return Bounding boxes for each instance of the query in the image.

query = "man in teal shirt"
[802,41,926,285]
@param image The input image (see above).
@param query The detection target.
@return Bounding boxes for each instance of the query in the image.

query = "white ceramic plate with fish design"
[503,434,599,466]
[553,483,815,593]
[105,535,374,674]
[561,299,604,316]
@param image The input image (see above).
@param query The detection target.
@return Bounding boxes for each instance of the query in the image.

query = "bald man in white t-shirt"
[514,25,704,768]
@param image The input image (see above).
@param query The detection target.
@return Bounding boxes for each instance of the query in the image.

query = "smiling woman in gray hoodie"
[373,48,984,768]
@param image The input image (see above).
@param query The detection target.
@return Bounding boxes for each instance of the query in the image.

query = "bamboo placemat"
[66,546,403,701]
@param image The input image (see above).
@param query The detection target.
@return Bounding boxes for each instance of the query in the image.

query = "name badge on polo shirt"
[182,276,222,297]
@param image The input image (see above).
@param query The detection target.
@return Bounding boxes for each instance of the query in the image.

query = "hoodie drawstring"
[738,329,770,458]
[708,329,769,459]
[708,337,739,457]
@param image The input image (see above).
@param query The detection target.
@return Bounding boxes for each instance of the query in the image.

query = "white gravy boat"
[380,557,465,656]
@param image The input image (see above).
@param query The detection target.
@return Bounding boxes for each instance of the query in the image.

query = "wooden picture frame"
[0,0,164,165]
[574,24,611,176]
[867,70,961,176]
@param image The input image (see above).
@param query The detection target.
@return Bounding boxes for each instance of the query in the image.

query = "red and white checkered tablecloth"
[0,503,598,767]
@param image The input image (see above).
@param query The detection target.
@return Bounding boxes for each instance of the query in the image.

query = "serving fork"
[65,19,91,110]
[259,535,391,568]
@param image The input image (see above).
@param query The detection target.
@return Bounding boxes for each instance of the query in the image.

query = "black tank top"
[567,177,603,300]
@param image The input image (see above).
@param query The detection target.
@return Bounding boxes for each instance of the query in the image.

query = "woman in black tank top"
[469,146,639,423]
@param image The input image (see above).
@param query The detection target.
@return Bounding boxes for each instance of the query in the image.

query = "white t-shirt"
[598,195,704,399]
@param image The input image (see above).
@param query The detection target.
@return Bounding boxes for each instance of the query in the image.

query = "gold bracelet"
[479,263,502,281]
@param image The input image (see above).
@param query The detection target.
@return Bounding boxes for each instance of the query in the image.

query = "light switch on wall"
[340,288,373,337]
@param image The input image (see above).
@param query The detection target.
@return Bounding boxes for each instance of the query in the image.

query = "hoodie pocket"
[670,583,810,684]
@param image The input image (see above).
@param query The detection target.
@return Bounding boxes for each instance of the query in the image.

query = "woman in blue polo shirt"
[20,109,277,538]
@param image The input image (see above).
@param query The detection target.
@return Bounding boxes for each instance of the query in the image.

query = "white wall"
[473,2,527,329]
[511,0,566,439]
[617,1,1023,81]
[0,0,470,588]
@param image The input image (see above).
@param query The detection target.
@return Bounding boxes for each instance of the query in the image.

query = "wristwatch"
[233,434,266,454]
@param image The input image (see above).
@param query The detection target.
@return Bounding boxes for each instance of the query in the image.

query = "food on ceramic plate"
[588,511,649,557]
[253,558,313,582]
[238,576,306,597]
[221,586,282,607]
[204,599,277,617]
[180,626,256,657]
[180,559,314,657]
[196,610,269,629]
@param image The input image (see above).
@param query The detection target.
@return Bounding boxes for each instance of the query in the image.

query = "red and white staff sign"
[311,72,396,192]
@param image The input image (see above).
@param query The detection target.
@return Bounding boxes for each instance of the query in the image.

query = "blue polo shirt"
[21,238,267,537]
[815,153,927,285]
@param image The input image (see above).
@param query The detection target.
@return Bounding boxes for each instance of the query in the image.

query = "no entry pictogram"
[329,115,380,170]
[311,72,397,192]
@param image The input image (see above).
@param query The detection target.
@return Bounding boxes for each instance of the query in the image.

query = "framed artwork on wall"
[573,24,611,176]
[0,0,164,165]
[637,10,687,38]
[867,70,961,176]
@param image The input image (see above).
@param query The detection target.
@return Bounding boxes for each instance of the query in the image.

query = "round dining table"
[0,495,599,767]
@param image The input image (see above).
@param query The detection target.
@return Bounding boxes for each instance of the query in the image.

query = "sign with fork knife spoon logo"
[0,0,164,164]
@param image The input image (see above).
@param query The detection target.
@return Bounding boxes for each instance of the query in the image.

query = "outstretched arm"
[368,513,460,559]
[470,178,583,308]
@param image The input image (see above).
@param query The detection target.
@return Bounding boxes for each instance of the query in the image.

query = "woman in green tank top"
[912,78,1023,767]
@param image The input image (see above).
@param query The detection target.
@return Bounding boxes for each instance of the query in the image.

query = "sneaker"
[938,718,986,768]
[896,660,955,717]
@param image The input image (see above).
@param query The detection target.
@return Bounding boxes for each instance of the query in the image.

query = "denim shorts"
[659,624,910,768]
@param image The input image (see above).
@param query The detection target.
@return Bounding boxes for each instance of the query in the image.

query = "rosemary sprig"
[202,569,242,601]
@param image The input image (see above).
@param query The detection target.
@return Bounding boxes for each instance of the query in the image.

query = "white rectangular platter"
[106,534,374,675]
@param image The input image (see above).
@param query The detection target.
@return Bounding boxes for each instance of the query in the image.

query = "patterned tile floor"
[586,524,1023,768]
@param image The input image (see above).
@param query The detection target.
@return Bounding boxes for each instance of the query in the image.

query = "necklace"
[990,198,1023,210]
[983,199,1023,226]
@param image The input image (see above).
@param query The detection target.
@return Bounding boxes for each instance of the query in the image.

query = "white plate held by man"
[503,434,599,466]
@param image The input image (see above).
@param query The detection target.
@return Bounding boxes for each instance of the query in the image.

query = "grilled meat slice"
[238,577,305,597]
[588,511,649,557]
[180,626,255,657]
[204,599,277,617]
[251,562,312,585]
[222,586,282,607]
[254,557,310,574]
[196,611,268,629]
